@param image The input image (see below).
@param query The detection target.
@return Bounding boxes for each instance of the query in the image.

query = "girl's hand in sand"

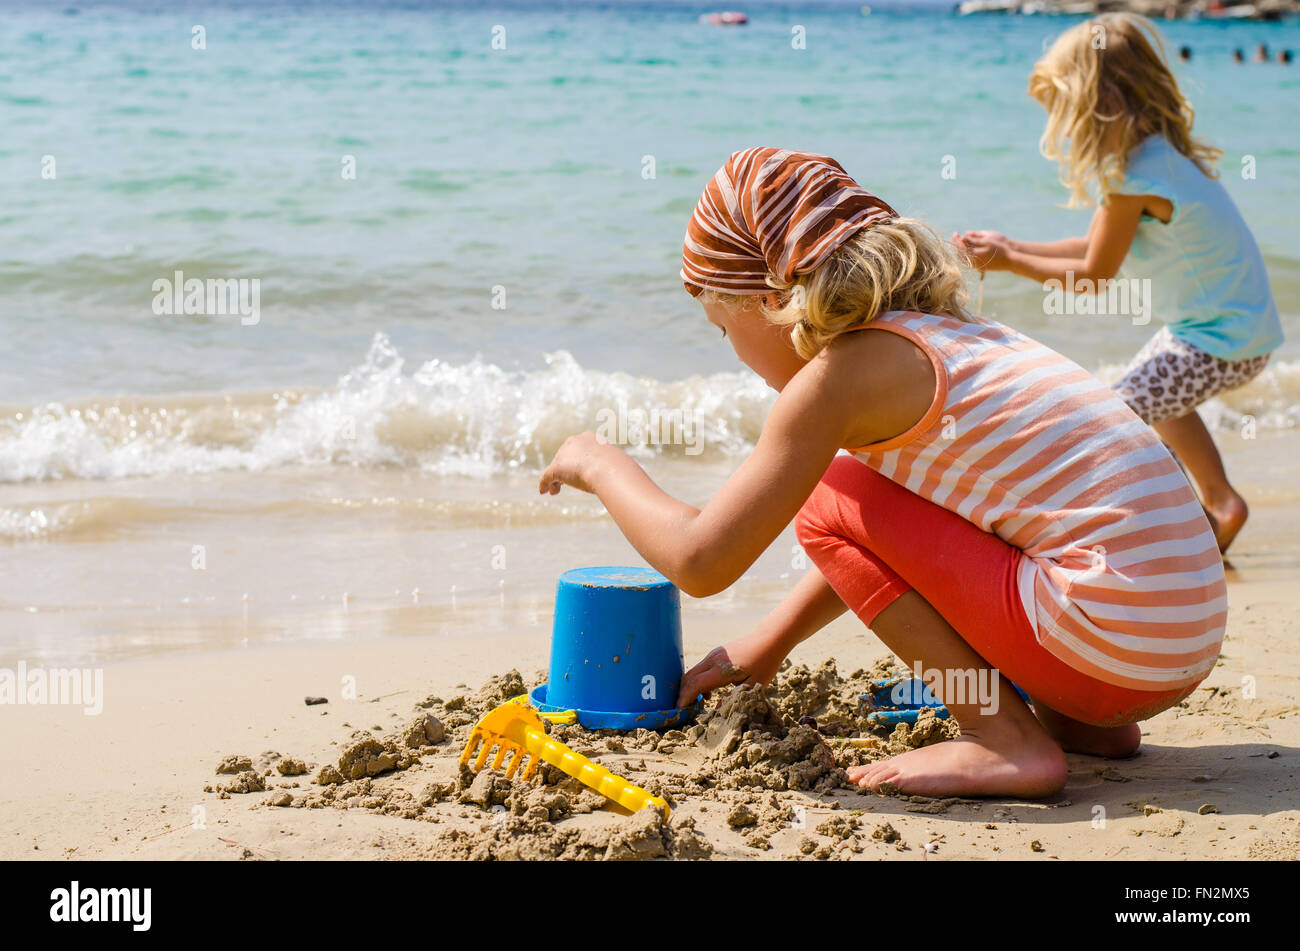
[676,632,786,708]
[954,230,1011,272]
[539,431,619,495]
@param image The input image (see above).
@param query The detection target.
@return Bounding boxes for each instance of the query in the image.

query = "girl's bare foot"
[846,710,1067,799]
[1205,489,1248,554]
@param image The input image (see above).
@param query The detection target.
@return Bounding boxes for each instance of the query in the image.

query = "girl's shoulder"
[1127,133,1170,159]
[1124,134,1175,175]
[841,311,1030,382]
[1118,135,1230,219]
[821,314,962,389]
[818,321,940,451]
[1117,135,1186,202]
[1123,135,1213,188]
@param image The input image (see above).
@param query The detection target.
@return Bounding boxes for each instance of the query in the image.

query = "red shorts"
[794,456,1197,727]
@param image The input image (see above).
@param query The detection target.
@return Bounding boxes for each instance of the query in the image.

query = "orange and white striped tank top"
[847,311,1227,691]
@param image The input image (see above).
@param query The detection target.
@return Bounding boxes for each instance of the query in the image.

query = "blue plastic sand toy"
[861,677,1033,727]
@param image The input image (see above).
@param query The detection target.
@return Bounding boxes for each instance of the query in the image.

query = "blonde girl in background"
[958,13,1283,553]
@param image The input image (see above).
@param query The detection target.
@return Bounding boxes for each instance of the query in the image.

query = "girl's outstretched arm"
[959,211,1098,259]
[960,194,1148,290]
[539,363,845,597]
[538,331,930,599]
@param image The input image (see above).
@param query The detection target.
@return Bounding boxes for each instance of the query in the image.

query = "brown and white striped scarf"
[680,147,898,298]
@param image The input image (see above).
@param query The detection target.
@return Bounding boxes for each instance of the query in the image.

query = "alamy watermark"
[49,882,150,931]
[152,270,260,325]
[1043,272,1152,326]
[594,399,703,455]
[0,661,103,715]
[904,661,1002,715]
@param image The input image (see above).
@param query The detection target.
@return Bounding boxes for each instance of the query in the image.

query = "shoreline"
[4,428,1296,668]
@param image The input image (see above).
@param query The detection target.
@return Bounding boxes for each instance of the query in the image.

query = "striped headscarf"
[680,147,898,298]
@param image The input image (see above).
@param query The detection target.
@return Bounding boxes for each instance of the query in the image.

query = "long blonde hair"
[706,217,976,360]
[1028,12,1221,207]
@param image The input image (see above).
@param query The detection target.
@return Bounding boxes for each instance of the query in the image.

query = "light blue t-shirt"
[1111,135,1282,362]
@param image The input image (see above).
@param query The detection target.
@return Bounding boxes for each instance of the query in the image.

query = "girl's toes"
[853,763,890,788]
[864,769,899,791]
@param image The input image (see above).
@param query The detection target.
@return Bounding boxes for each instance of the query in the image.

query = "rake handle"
[515,722,668,817]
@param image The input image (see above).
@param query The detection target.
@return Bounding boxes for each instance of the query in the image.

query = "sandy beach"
[4,432,1297,863]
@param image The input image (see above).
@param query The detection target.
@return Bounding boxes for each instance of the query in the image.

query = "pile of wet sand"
[204,658,962,860]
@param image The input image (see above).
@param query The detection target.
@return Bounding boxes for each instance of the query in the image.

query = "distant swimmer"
[1253,43,1269,63]
[1232,48,1244,63]
[1280,49,1293,65]
[1178,45,1191,62]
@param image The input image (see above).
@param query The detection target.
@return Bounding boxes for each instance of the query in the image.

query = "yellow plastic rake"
[459,696,669,817]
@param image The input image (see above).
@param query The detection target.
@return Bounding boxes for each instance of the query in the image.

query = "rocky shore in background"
[957,0,1297,18]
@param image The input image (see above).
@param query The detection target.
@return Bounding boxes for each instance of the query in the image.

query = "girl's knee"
[794,488,830,548]
[794,457,862,545]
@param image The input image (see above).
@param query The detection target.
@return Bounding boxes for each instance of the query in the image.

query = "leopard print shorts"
[1113,326,1270,426]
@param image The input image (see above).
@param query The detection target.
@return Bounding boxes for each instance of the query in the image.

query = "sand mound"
[207,658,965,860]
[686,658,958,790]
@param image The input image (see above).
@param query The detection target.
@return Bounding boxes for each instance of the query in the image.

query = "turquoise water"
[2,1,1298,479]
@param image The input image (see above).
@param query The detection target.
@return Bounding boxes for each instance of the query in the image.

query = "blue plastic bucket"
[545,566,685,716]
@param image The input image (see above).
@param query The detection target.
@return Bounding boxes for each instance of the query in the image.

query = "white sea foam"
[2,334,1296,485]
[0,333,775,484]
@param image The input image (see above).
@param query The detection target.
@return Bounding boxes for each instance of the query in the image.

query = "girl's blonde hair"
[704,217,976,360]
[1028,12,1221,207]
